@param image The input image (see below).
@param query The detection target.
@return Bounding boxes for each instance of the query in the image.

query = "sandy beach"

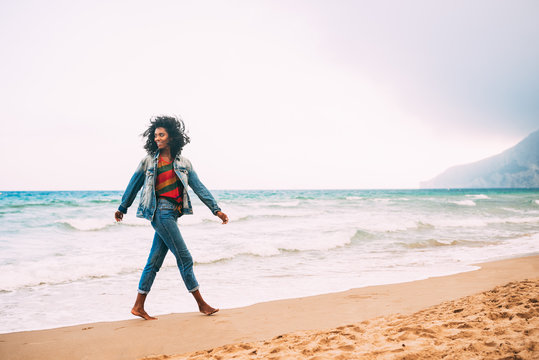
[180,278,538,360]
[1,255,537,360]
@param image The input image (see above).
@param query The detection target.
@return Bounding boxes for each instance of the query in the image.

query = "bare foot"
[131,307,157,320]
[199,303,219,316]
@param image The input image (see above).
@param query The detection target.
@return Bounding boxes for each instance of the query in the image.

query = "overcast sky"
[1,0,538,190]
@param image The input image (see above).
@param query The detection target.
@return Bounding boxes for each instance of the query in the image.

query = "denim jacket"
[118,152,221,220]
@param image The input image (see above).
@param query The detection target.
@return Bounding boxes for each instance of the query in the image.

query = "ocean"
[1,189,538,334]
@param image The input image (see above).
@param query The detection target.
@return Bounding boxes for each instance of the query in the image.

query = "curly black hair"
[142,115,190,158]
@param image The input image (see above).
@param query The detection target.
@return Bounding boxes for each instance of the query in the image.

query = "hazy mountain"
[420,129,539,189]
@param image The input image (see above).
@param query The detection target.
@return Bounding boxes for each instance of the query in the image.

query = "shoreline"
[1,255,537,359]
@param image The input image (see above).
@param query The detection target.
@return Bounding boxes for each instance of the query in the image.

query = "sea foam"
[450,199,476,206]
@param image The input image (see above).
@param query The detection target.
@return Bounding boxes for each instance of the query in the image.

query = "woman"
[115,115,228,319]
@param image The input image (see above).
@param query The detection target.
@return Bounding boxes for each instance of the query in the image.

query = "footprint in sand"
[338,345,354,351]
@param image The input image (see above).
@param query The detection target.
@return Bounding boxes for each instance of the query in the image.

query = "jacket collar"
[153,150,182,162]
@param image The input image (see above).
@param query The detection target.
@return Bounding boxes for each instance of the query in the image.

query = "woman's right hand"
[115,211,124,222]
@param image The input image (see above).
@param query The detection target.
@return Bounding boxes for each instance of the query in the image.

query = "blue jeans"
[137,199,199,294]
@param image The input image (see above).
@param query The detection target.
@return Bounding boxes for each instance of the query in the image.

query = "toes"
[207,308,219,316]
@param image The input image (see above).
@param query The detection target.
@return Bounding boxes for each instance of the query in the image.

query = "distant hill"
[420,129,539,189]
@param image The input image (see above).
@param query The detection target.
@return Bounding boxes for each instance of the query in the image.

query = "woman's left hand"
[216,211,228,224]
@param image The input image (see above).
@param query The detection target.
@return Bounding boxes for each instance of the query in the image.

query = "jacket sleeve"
[118,158,147,214]
[187,162,222,215]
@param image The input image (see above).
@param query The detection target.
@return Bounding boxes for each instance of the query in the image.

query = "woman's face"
[154,127,170,150]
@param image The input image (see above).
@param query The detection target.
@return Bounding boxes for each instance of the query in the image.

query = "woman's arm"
[187,165,228,223]
[188,168,221,215]
[115,158,147,221]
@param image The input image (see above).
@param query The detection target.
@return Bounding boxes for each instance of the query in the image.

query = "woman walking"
[115,115,228,319]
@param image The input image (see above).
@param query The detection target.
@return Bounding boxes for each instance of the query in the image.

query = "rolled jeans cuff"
[188,285,200,293]
[137,288,149,295]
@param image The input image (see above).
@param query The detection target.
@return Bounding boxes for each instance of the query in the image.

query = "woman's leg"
[132,231,168,319]
[192,289,219,315]
[152,208,218,315]
[131,293,156,320]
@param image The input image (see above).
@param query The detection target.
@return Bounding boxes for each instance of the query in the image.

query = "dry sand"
[178,279,538,360]
[0,255,537,360]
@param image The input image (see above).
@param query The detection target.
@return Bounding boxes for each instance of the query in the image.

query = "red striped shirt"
[155,157,183,205]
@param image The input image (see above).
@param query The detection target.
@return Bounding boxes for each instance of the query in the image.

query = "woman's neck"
[159,147,172,161]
